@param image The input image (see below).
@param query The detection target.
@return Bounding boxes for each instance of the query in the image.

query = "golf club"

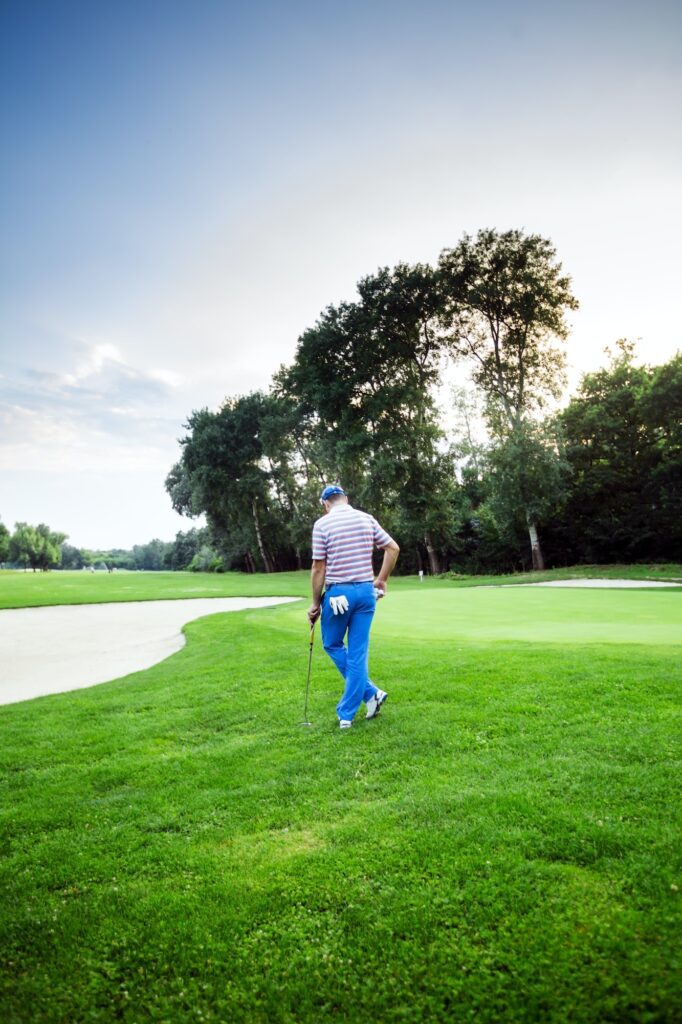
[301,620,315,726]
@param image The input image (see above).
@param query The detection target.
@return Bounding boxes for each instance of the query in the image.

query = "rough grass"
[1,583,681,1022]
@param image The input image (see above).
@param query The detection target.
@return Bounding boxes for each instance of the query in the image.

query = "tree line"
[0,524,222,573]
[166,228,681,575]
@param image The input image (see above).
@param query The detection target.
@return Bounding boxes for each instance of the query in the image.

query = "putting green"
[371,586,682,646]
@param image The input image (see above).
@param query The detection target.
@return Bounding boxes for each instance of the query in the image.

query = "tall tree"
[167,392,309,572]
[439,229,578,569]
[277,263,452,572]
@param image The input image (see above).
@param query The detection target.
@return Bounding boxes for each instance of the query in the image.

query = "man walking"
[308,485,400,729]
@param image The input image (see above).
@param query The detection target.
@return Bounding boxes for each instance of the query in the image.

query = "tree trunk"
[424,532,441,575]
[245,550,256,573]
[252,499,275,573]
[527,518,545,571]
[295,547,303,570]
[415,547,424,574]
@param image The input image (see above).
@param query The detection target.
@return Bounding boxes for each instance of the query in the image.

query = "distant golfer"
[308,485,400,729]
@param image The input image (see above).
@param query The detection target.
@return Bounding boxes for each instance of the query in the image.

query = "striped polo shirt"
[312,503,393,584]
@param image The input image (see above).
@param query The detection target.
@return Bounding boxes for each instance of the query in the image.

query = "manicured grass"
[1,586,681,1022]
[1,563,681,611]
[0,570,310,609]
[386,587,682,646]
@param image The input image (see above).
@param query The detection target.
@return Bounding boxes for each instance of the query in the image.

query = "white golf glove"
[329,595,349,616]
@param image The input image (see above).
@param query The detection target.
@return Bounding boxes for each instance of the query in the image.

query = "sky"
[1,0,681,549]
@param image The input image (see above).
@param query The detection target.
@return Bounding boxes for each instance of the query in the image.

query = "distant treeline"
[59,528,223,572]
[166,228,682,575]
[0,525,223,573]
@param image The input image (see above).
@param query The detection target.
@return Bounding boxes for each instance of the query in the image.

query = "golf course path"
[0,597,300,707]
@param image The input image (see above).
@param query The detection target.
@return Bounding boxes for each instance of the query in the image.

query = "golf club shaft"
[303,620,315,722]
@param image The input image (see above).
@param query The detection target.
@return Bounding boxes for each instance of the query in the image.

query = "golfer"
[308,485,400,728]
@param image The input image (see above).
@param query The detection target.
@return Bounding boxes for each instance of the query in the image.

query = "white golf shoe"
[365,689,388,719]
[339,719,352,729]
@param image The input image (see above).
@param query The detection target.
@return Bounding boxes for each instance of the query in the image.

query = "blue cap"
[320,485,346,503]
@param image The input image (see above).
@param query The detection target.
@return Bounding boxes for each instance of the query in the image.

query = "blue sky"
[1,0,681,548]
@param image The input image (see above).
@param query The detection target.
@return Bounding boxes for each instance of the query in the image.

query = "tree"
[277,263,453,572]
[448,387,567,573]
[9,522,66,570]
[34,524,67,570]
[554,342,682,563]
[641,351,682,559]
[484,419,569,565]
[439,229,578,568]
[256,393,323,570]
[167,393,294,573]
[60,543,85,569]
[164,528,203,570]
[132,539,170,571]
[0,521,9,565]
[188,544,224,572]
[9,523,37,568]
[162,528,225,571]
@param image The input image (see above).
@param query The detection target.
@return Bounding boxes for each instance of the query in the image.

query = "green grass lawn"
[1,580,681,1022]
[1,562,681,611]
[0,570,311,609]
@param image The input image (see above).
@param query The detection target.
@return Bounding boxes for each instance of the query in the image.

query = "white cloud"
[0,338,187,473]
[61,341,123,386]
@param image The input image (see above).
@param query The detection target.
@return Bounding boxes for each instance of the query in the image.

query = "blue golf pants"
[321,581,378,722]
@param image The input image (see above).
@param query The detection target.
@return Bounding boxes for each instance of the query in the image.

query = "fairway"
[2,564,681,610]
[0,569,309,610]
[1,577,681,1023]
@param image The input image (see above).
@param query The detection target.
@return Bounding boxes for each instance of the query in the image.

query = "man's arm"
[374,539,400,596]
[308,559,326,623]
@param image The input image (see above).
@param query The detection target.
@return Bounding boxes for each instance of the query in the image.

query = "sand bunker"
[0,597,299,707]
